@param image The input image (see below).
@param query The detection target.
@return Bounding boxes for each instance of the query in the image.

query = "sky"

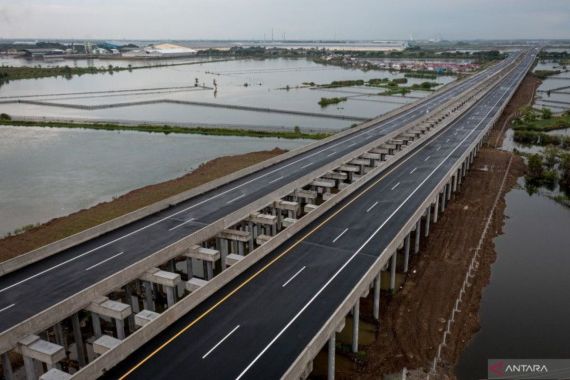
[0,0,568,41]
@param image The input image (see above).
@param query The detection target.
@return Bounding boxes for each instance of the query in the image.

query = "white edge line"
[168,218,195,231]
[202,325,240,359]
[332,228,349,243]
[234,68,517,380]
[85,251,125,271]
[282,266,307,288]
[0,67,490,294]
[0,304,15,313]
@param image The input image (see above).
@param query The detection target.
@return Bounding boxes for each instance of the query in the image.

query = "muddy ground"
[0,148,286,262]
[333,74,539,380]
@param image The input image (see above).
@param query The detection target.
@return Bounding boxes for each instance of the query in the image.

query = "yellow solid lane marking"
[120,119,445,379]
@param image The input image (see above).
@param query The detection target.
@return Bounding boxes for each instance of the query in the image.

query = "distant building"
[123,43,198,58]
[22,48,65,59]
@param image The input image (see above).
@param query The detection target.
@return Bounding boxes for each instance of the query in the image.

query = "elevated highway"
[0,50,534,380]
[94,49,536,380]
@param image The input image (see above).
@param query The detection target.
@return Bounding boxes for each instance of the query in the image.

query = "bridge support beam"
[403,234,411,273]
[2,353,13,380]
[414,220,421,254]
[373,273,381,321]
[71,313,87,367]
[390,252,397,291]
[328,334,336,380]
[433,196,439,223]
[424,207,431,237]
[352,302,360,353]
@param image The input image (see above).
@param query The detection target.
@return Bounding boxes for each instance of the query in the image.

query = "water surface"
[0,125,309,236]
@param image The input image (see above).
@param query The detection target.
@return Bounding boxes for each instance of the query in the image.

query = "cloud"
[0,0,567,40]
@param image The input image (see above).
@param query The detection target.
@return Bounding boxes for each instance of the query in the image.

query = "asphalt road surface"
[102,51,535,379]
[0,54,517,335]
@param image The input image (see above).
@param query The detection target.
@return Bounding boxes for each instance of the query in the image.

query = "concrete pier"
[71,314,86,367]
[424,207,431,237]
[351,302,360,353]
[87,297,132,340]
[414,220,421,254]
[93,335,121,356]
[390,252,397,290]
[134,310,160,328]
[403,234,411,273]
[141,268,182,308]
[328,334,336,380]
[2,352,13,380]
[225,253,243,267]
[39,368,71,380]
[185,245,220,280]
[373,273,381,320]
[19,335,66,379]
[186,277,208,292]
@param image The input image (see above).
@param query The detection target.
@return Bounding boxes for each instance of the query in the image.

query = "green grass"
[534,69,562,80]
[0,119,331,140]
[318,97,348,107]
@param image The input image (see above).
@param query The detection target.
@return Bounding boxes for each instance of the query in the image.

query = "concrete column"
[53,323,66,350]
[328,334,336,380]
[23,356,36,380]
[452,175,457,192]
[446,182,452,201]
[433,197,439,223]
[167,259,175,273]
[186,258,194,279]
[125,284,138,333]
[238,241,245,256]
[205,261,214,280]
[2,353,13,380]
[352,302,360,353]
[91,312,102,338]
[143,281,154,312]
[115,319,125,340]
[414,220,421,254]
[403,234,411,273]
[373,272,381,321]
[390,252,397,290]
[424,207,430,237]
[71,314,86,367]
[166,286,176,308]
[248,222,254,249]
[441,189,446,212]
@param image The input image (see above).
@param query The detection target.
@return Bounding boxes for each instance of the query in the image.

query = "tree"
[544,146,558,168]
[527,154,544,180]
[560,154,570,191]
[541,107,552,120]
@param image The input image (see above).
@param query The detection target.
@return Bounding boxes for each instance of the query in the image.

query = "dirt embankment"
[338,74,538,380]
[0,148,286,263]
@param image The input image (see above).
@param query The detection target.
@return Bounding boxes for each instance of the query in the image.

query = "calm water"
[455,181,570,379]
[455,125,570,378]
[534,61,570,113]
[0,57,454,131]
[0,126,309,236]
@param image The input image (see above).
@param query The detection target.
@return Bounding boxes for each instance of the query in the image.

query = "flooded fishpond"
[455,125,570,379]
